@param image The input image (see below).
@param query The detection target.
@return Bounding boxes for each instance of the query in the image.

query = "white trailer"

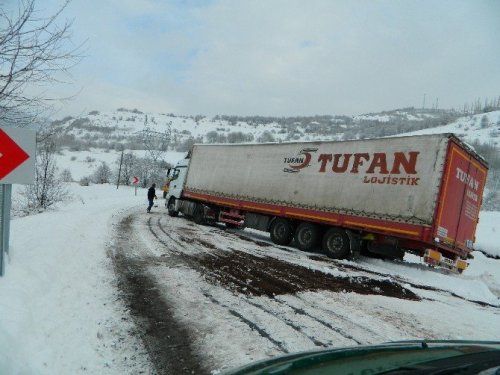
[166,134,488,272]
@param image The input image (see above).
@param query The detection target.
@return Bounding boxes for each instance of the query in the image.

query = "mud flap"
[345,230,361,259]
[366,242,405,260]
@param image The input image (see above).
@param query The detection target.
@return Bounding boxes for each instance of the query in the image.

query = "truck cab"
[165,158,189,215]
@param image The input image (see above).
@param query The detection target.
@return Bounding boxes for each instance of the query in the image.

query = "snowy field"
[475,211,500,258]
[400,110,500,145]
[0,183,499,374]
[56,148,186,182]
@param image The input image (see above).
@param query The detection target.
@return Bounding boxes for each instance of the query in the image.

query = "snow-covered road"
[120,206,500,374]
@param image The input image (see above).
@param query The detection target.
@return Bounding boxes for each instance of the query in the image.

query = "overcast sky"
[23,0,500,117]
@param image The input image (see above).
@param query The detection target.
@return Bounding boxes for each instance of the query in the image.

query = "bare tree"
[0,0,80,125]
[60,168,73,182]
[205,130,219,144]
[21,133,69,211]
[93,162,112,184]
[131,156,169,188]
[116,152,136,185]
[257,130,275,143]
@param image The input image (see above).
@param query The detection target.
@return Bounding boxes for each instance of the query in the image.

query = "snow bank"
[475,211,500,257]
[0,184,152,375]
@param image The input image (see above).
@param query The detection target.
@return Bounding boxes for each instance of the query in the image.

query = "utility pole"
[116,150,124,189]
[422,93,426,109]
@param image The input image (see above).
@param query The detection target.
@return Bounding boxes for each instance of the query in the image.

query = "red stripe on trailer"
[183,190,426,241]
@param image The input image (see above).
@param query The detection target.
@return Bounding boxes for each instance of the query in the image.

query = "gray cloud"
[39,0,500,117]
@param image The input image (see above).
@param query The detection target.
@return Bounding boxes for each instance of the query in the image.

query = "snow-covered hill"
[354,108,448,123]
[52,108,500,151]
[400,110,500,145]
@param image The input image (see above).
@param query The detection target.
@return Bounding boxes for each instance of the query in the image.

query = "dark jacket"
[147,186,156,200]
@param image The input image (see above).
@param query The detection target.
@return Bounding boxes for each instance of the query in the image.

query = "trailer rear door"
[434,140,488,255]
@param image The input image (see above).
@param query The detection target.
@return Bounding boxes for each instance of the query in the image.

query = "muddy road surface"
[109,210,500,374]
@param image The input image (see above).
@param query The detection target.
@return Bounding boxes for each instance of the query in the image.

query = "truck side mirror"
[170,169,180,181]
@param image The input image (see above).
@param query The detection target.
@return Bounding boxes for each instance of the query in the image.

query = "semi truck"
[165,134,488,272]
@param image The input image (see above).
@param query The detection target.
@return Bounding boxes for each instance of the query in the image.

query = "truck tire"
[295,222,321,252]
[167,197,179,217]
[193,203,205,225]
[270,218,294,246]
[322,228,350,259]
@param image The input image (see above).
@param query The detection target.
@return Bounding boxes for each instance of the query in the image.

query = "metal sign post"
[0,185,12,275]
[0,127,35,276]
[132,176,139,196]
[0,186,3,276]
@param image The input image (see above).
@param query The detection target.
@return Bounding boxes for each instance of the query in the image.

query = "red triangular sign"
[0,129,30,180]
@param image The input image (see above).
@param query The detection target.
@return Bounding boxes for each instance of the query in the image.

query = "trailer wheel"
[270,218,294,245]
[193,204,205,225]
[322,228,350,259]
[295,223,321,252]
[167,197,179,217]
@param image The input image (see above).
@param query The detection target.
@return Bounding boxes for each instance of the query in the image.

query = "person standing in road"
[147,183,157,213]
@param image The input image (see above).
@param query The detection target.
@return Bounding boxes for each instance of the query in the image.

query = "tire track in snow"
[151,217,345,350]
[111,214,209,375]
[149,215,402,348]
[273,297,364,345]
[224,228,500,309]
[154,218,330,349]
[201,292,289,354]
[239,298,329,348]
